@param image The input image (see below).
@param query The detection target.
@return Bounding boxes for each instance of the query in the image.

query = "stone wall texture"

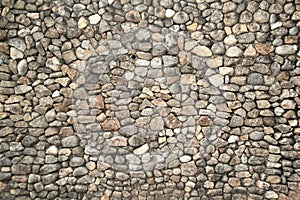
[0,0,300,199]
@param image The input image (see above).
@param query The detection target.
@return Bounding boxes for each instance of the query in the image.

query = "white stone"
[228,135,239,143]
[224,35,237,45]
[181,74,196,84]
[180,155,192,163]
[78,17,89,29]
[133,143,149,155]
[46,145,58,155]
[219,67,234,75]
[52,90,60,98]
[192,46,212,57]
[208,74,224,87]
[226,46,243,57]
[165,9,175,18]
[11,47,24,60]
[89,14,101,24]
[135,59,150,66]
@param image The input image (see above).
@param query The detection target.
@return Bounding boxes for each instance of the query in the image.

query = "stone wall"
[0,0,300,199]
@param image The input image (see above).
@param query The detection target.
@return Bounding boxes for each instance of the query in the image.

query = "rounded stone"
[173,12,189,24]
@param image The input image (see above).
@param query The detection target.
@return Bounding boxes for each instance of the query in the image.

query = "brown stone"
[255,44,274,55]
[197,116,211,126]
[107,136,127,147]
[266,175,281,184]
[165,113,181,129]
[89,95,104,109]
[228,178,241,187]
[101,117,120,131]
[125,10,141,23]
[0,42,9,54]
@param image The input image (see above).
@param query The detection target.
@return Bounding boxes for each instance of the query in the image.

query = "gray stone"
[249,131,264,141]
[62,136,79,147]
[247,73,264,85]
[150,116,164,131]
[15,85,32,94]
[73,167,88,176]
[173,11,189,24]
[275,45,297,55]
[21,135,38,147]
[29,116,48,128]
[254,9,269,23]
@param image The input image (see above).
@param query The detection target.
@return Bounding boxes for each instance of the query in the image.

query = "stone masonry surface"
[0,0,300,199]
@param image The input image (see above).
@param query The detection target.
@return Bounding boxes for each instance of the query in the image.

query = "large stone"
[21,135,38,147]
[11,164,31,174]
[275,45,297,55]
[165,113,181,129]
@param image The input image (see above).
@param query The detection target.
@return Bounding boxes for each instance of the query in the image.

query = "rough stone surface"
[1,1,299,199]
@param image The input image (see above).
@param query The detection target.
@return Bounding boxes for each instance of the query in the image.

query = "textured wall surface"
[0,0,300,199]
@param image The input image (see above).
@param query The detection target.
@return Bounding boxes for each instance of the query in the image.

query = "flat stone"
[229,115,243,127]
[89,95,104,109]
[11,164,31,175]
[61,136,79,147]
[181,74,196,84]
[162,55,178,67]
[128,135,146,147]
[247,73,264,85]
[73,167,88,176]
[62,50,77,64]
[275,45,297,55]
[192,46,212,57]
[107,136,127,147]
[249,131,264,140]
[181,161,197,176]
[226,46,243,57]
[165,113,181,129]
